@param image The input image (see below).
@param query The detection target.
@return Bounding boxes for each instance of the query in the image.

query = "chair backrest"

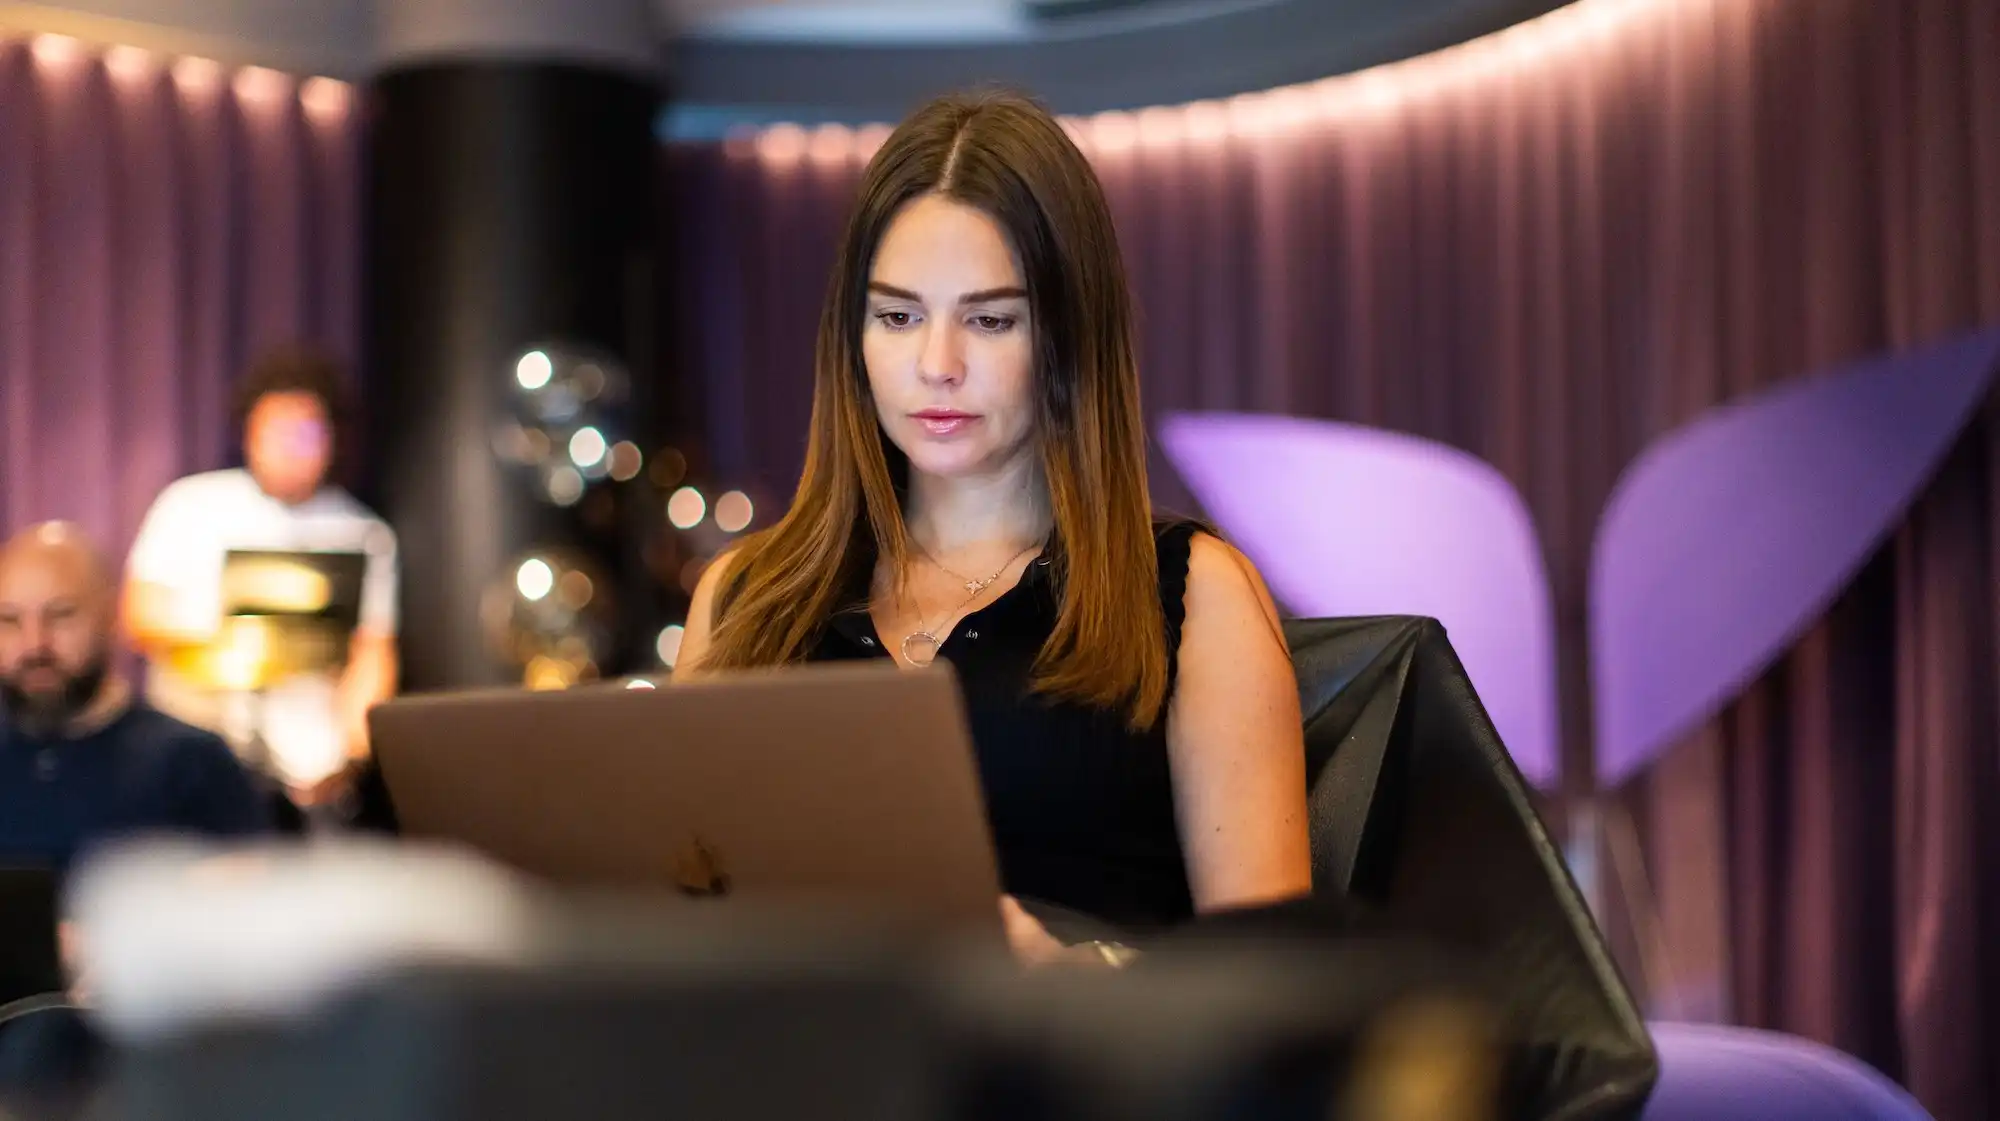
[1161,411,1562,792]
[1286,615,1656,1121]
[1589,326,2000,788]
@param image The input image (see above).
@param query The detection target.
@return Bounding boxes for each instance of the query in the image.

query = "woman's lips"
[912,410,980,437]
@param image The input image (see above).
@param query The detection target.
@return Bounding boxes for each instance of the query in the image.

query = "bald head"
[0,521,117,736]
[1,521,111,588]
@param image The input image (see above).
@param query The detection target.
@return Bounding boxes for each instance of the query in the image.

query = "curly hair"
[232,344,350,441]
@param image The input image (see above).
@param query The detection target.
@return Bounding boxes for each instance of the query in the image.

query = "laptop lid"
[216,549,369,679]
[0,868,63,1005]
[221,549,366,627]
[369,663,1002,941]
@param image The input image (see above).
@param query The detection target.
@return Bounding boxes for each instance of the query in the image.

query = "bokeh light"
[607,441,644,482]
[714,490,754,534]
[515,351,553,390]
[568,426,607,468]
[515,558,554,601]
[557,569,594,610]
[505,345,634,504]
[655,624,686,667]
[667,486,707,529]
[524,655,585,691]
[650,448,688,489]
[484,550,616,680]
[544,465,585,506]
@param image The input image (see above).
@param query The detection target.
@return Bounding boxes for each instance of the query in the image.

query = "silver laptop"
[369,662,1003,942]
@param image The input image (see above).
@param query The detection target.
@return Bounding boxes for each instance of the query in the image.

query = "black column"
[365,63,661,690]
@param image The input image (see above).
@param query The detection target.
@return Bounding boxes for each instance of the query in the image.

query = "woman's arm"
[1167,532,1313,912]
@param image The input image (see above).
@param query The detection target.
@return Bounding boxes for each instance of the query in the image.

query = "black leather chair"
[1286,616,1658,1121]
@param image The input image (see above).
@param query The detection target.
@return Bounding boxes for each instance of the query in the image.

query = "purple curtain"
[0,37,360,562]
[664,0,2000,1116]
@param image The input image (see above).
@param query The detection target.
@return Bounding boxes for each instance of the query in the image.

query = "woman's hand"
[999,896,1134,968]
[58,920,89,1005]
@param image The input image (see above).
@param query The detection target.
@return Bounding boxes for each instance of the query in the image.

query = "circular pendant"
[900,631,940,667]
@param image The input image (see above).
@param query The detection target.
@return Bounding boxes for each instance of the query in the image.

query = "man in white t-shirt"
[123,346,399,816]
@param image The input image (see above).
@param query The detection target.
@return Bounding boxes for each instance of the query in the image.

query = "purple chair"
[1589,326,2000,788]
[1159,413,1562,792]
[1646,1024,1929,1121]
[1586,331,2000,1121]
[1162,410,1947,1121]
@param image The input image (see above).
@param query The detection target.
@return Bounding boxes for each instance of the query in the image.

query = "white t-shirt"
[127,469,399,786]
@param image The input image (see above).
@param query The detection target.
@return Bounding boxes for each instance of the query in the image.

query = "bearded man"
[0,522,270,873]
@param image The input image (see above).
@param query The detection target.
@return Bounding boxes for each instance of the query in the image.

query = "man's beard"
[0,651,109,739]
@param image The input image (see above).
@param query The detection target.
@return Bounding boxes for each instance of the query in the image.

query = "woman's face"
[863,194,1037,484]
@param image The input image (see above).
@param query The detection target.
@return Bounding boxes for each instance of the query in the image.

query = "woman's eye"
[971,315,1016,333]
[874,310,915,329]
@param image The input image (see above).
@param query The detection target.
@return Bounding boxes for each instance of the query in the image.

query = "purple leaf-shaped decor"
[1590,326,2000,789]
[1160,413,1561,791]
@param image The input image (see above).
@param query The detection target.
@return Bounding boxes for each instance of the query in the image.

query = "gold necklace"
[899,542,1039,667]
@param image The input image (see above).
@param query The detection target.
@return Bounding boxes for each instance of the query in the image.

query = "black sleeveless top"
[805,520,1200,931]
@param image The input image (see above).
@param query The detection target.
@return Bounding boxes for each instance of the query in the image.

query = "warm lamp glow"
[738,0,1691,153]
[170,56,222,95]
[808,123,852,166]
[30,34,82,69]
[1087,111,1138,154]
[853,123,894,161]
[300,77,349,122]
[1136,107,1182,150]
[755,123,809,167]
[1183,100,1230,146]
[103,45,156,84]
[232,66,290,104]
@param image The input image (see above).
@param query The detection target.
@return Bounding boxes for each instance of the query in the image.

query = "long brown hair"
[702,89,1168,728]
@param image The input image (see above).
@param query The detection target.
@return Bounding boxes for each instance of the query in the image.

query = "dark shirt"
[807,520,1200,932]
[0,703,273,875]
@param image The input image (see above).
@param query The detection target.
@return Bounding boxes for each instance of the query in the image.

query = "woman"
[677,89,1312,963]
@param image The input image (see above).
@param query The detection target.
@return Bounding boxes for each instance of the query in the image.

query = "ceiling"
[665,0,1032,41]
[0,0,1574,120]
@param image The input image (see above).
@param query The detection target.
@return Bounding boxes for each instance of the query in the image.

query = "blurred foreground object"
[65,840,536,1043]
[63,841,1509,1121]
